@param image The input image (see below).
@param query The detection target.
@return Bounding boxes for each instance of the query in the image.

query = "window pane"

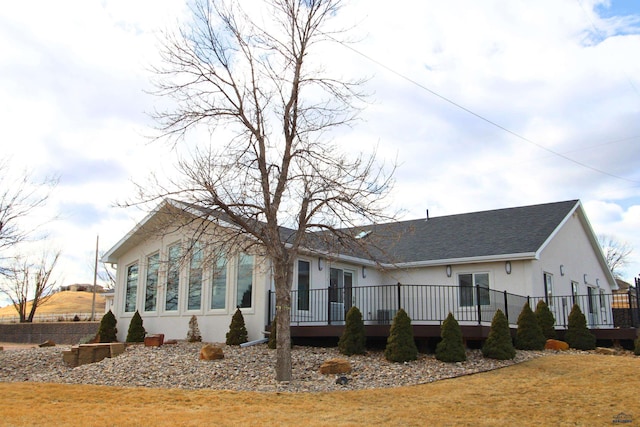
[211,255,227,309]
[145,254,159,312]
[297,260,310,311]
[459,273,473,307]
[544,273,554,306]
[237,254,253,308]
[475,273,490,306]
[165,244,180,311]
[125,263,139,313]
[329,268,344,303]
[188,244,203,310]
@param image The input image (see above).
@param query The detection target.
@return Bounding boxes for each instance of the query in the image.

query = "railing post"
[503,290,509,323]
[635,277,640,327]
[476,285,482,325]
[397,282,402,312]
[627,290,633,328]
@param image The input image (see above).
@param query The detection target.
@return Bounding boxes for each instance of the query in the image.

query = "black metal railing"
[268,283,640,329]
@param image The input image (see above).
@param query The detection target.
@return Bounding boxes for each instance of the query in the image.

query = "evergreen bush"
[226,308,248,345]
[384,308,418,362]
[187,315,202,342]
[535,300,557,340]
[338,306,366,356]
[435,312,466,363]
[565,304,596,350]
[126,310,146,343]
[97,310,117,343]
[515,303,546,350]
[634,337,640,356]
[482,309,516,360]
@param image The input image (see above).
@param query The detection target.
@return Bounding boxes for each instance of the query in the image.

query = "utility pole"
[91,235,99,321]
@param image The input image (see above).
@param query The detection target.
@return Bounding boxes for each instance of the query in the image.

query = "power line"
[326,35,640,185]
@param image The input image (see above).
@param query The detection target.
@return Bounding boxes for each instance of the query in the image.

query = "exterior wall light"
[318,257,324,271]
[560,265,564,276]
[362,266,367,279]
[446,265,452,277]
[584,274,588,284]
[505,261,512,274]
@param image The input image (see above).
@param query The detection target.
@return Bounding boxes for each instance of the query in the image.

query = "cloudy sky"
[0,0,639,300]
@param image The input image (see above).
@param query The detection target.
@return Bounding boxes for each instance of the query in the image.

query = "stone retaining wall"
[0,322,99,344]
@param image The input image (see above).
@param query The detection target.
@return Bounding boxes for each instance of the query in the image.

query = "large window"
[125,263,139,313]
[459,273,490,307]
[297,260,310,311]
[211,254,227,310]
[165,244,181,311]
[187,243,203,310]
[144,253,159,312]
[236,254,253,308]
[544,273,554,306]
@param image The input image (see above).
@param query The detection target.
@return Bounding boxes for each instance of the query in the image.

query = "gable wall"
[112,227,270,343]
[537,211,613,296]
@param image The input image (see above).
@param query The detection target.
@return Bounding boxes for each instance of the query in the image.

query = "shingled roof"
[335,200,581,265]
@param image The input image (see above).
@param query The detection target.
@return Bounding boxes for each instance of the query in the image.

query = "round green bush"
[97,310,117,343]
[339,306,366,356]
[565,304,596,350]
[515,303,546,350]
[435,312,466,363]
[384,308,418,363]
[126,310,146,343]
[482,309,516,360]
[226,308,248,346]
[535,300,557,340]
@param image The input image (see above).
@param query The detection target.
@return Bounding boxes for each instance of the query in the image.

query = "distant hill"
[0,291,106,316]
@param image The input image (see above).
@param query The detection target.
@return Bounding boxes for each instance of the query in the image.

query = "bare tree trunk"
[273,259,293,381]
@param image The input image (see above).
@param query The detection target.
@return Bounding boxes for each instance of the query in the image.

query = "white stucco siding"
[112,228,270,343]
[537,211,613,297]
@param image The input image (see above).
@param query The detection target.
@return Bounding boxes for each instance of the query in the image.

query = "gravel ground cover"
[0,342,550,393]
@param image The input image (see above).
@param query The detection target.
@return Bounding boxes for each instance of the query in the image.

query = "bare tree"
[0,160,58,275]
[0,250,61,322]
[598,234,633,279]
[140,0,395,381]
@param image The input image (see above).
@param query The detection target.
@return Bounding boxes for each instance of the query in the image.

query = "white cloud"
[0,0,638,287]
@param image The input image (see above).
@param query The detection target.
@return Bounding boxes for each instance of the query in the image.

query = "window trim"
[296,259,311,312]
[543,272,554,307]
[143,252,160,313]
[458,272,490,307]
[124,261,139,314]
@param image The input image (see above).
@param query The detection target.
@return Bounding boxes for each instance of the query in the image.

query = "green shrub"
[384,308,418,362]
[535,300,557,340]
[515,303,546,350]
[435,312,466,363]
[97,310,117,343]
[338,306,366,356]
[226,308,248,346]
[634,337,640,356]
[482,309,516,360]
[187,315,202,342]
[565,304,596,350]
[126,310,146,343]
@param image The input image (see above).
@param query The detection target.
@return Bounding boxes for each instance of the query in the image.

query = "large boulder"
[595,347,616,356]
[199,344,224,360]
[319,358,352,375]
[544,339,569,351]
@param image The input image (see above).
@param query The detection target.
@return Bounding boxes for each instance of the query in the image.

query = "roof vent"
[355,230,372,240]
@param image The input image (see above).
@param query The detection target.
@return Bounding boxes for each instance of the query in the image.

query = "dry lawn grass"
[0,291,105,316]
[1,354,638,426]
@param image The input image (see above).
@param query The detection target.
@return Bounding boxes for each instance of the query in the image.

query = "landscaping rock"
[545,339,569,351]
[199,344,224,360]
[164,339,178,345]
[39,340,56,348]
[595,347,616,355]
[319,358,352,375]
